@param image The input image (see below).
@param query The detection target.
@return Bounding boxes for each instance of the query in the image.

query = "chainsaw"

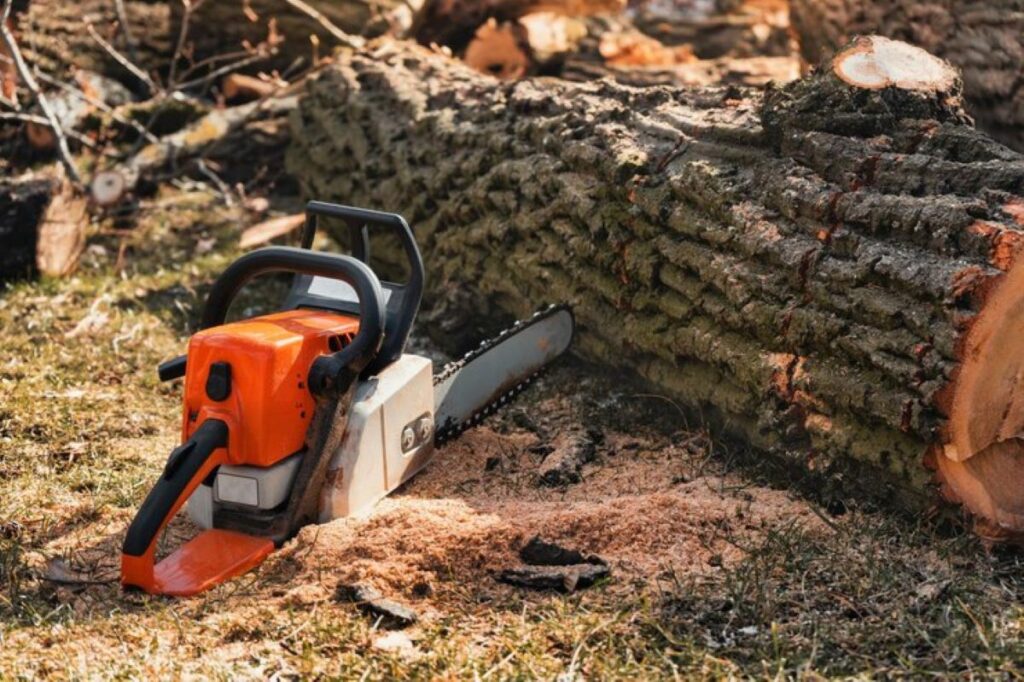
[121,201,574,596]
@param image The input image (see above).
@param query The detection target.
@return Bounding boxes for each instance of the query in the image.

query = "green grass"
[2,189,1024,679]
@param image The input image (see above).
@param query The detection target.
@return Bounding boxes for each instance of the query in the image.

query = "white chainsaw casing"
[186,353,435,529]
[319,353,435,520]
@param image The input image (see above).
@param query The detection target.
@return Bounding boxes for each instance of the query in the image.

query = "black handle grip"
[200,246,386,394]
[302,201,424,376]
[158,355,187,382]
[122,419,228,557]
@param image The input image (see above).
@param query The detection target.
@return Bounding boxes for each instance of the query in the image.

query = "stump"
[789,0,1024,152]
[287,37,1024,537]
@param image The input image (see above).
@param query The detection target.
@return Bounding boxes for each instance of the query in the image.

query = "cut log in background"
[789,0,1024,152]
[288,37,1024,538]
[12,0,171,86]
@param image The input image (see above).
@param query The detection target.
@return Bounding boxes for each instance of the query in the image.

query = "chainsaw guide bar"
[432,304,575,447]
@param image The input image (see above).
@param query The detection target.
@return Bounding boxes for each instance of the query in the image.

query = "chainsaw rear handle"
[122,419,229,562]
[162,247,387,393]
[301,201,424,376]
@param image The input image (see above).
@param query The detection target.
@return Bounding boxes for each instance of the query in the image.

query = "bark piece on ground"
[789,0,1024,151]
[334,582,419,629]
[36,171,88,277]
[537,432,597,486]
[287,38,1024,540]
[520,535,608,566]
[497,562,610,592]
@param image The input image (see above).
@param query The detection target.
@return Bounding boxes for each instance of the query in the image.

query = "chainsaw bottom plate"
[148,529,273,596]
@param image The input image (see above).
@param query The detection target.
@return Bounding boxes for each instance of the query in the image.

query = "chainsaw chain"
[432,303,569,447]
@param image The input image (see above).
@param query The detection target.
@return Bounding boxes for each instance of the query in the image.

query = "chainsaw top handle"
[293,202,424,377]
[201,246,386,396]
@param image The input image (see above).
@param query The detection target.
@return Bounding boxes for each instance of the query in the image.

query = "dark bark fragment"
[497,563,611,591]
[334,582,419,628]
[536,432,597,486]
[520,536,608,566]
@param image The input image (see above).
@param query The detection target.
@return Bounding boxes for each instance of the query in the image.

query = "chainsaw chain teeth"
[432,303,567,447]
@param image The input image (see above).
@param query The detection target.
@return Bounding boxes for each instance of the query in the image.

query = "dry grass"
[2,188,1024,679]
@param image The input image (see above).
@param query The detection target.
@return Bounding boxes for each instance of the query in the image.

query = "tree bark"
[287,38,1024,538]
[789,0,1024,152]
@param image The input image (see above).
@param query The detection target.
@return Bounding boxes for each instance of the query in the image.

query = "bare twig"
[176,52,270,94]
[194,158,234,206]
[0,0,81,183]
[85,21,157,94]
[168,0,208,88]
[112,0,139,65]
[281,0,365,49]
[177,48,254,83]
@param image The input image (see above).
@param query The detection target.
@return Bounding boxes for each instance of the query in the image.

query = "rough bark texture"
[789,0,1024,152]
[14,0,171,86]
[179,0,413,72]
[287,40,1024,532]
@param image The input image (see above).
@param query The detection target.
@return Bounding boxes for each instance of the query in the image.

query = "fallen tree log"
[288,37,1024,537]
[177,0,402,72]
[13,0,171,87]
[789,0,1024,152]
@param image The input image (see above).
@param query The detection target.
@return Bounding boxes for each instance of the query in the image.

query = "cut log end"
[938,260,1024,533]
[832,36,958,93]
[90,171,127,207]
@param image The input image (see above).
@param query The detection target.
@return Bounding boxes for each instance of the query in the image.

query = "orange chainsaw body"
[123,203,423,598]
[121,309,360,596]
[181,309,359,467]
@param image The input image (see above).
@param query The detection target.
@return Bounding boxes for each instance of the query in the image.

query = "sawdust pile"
[266,426,824,612]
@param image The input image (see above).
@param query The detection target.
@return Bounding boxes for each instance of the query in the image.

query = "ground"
[2,189,1024,678]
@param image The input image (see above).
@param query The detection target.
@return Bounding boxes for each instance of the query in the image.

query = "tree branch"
[281,0,365,49]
